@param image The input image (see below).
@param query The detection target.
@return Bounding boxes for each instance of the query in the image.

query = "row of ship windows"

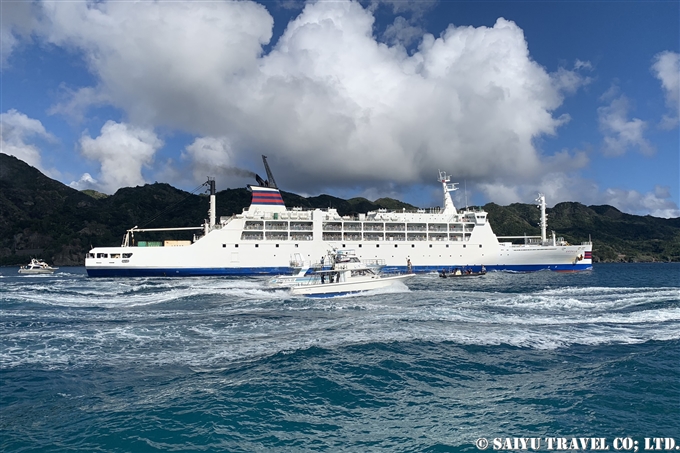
[89,253,134,259]
[225,243,483,249]
[321,225,472,231]
[241,233,471,240]
[244,222,475,232]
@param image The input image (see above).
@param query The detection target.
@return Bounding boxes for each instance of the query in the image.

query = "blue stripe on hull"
[86,267,291,277]
[299,291,360,298]
[384,264,594,273]
[87,263,592,277]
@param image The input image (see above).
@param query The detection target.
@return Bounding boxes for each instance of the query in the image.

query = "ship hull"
[86,262,592,277]
[85,234,592,277]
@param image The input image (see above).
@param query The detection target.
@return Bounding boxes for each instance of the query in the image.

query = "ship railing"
[497,235,541,241]
[460,206,484,213]
[290,234,313,240]
[291,223,313,230]
[122,226,204,247]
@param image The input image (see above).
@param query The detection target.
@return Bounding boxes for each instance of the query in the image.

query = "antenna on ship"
[464,179,468,210]
[438,170,458,215]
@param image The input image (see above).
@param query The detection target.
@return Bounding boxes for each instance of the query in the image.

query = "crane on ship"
[254,155,278,188]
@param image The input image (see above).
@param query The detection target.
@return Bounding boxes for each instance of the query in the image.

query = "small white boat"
[289,254,414,297]
[268,250,384,287]
[18,258,58,274]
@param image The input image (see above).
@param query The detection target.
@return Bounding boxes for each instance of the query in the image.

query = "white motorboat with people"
[18,258,58,274]
[288,253,415,298]
[439,266,486,278]
[267,249,385,287]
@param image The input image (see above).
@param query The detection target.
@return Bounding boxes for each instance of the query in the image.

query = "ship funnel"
[536,193,547,244]
[207,177,216,228]
[245,156,287,213]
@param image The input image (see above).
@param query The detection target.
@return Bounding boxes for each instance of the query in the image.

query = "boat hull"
[18,269,55,275]
[290,274,415,297]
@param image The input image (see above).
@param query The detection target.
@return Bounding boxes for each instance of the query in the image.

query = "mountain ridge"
[1,153,678,266]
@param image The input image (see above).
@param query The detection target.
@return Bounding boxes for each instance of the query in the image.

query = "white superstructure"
[85,158,593,277]
[19,258,58,274]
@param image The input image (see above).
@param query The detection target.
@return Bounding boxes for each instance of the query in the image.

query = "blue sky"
[1,0,678,217]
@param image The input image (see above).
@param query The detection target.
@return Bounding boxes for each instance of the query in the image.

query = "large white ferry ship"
[85,157,592,277]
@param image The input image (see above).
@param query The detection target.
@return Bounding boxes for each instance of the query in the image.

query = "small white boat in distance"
[18,258,58,274]
[289,254,414,298]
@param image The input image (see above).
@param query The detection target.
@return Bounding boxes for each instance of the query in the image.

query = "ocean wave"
[1,273,678,369]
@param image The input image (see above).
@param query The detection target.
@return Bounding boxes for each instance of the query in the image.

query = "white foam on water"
[2,274,678,368]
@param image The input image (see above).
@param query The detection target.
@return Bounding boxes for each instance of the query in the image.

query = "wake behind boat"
[85,156,593,277]
[18,258,58,274]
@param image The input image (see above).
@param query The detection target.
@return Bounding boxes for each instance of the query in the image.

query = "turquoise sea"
[1,263,678,452]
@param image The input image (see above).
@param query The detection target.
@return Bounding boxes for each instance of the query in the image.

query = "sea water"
[1,263,678,452]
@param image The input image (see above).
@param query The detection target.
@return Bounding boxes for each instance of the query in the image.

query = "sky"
[1,0,679,218]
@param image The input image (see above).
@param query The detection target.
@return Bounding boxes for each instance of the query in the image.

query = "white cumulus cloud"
[651,50,680,129]
[0,109,55,172]
[551,60,593,95]
[78,121,162,194]
[68,172,99,191]
[40,0,273,129]
[598,89,653,157]
[601,186,680,218]
[1,0,37,65]
[32,0,591,199]
[477,175,679,219]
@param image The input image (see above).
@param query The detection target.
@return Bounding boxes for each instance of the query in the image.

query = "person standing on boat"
[407,258,412,273]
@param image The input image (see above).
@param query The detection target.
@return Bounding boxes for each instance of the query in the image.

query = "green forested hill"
[1,153,678,265]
